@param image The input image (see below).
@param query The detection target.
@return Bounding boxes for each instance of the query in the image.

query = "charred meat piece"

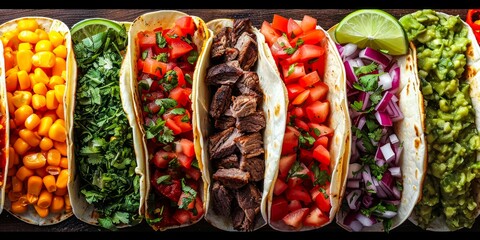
[214,115,236,130]
[235,71,262,97]
[239,156,265,182]
[211,27,233,61]
[209,85,232,119]
[232,18,253,44]
[212,168,250,189]
[232,202,246,230]
[206,60,243,86]
[236,111,266,133]
[236,183,262,210]
[231,95,257,118]
[234,31,258,71]
[211,181,234,216]
[209,127,243,159]
[234,132,264,158]
[214,154,239,169]
[225,47,239,62]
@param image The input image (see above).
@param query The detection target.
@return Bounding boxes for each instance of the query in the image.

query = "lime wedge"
[71,18,123,43]
[334,9,409,56]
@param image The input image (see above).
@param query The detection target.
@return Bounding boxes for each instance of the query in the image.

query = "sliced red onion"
[384,199,401,206]
[356,139,366,152]
[371,138,378,147]
[376,159,386,167]
[362,165,376,194]
[378,73,393,91]
[394,145,403,166]
[343,211,364,232]
[375,111,392,126]
[349,220,364,232]
[357,116,366,130]
[355,212,377,227]
[362,194,374,208]
[380,143,395,163]
[372,177,387,198]
[374,210,398,219]
[344,59,359,84]
[389,134,399,144]
[392,186,401,199]
[391,94,399,102]
[342,43,358,59]
[359,91,370,111]
[375,147,384,162]
[347,189,362,210]
[347,180,361,189]
[386,101,404,122]
[350,138,359,163]
[355,58,365,67]
[388,167,401,178]
[336,43,344,55]
[348,163,363,179]
[359,47,392,68]
[388,65,401,94]
[375,91,394,112]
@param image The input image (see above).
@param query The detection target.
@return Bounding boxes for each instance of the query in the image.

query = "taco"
[67,19,146,230]
[126,10,210,231]
[259,14,350,231]
[399,9,480,231]
[0,42,9,216]
[195,18,286,232]
[0,17,72,225]
[329,23,427,232]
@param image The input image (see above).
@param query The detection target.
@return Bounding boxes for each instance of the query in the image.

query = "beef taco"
[259,14,350,231]
[329,21,427,232]
[0,17,72,225]
[0,42,9,215]
[67,19,146,230]
[126,10,210,231]
[195,18,286,232]
[399,9,480,231]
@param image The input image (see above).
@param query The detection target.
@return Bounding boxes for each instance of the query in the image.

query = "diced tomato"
[189,196,204,221]
[183,166,201,181]
[143,58,168,78]
[290,29,326,46]
[173,209,191,225]
[270,197,289,221]
[313,136,329,148]
[282,49,301,66]
[299,148,313,166]
[272,14,289,33]
[170,38,193,59]
[290,106,305,118]
[165,118,183,135]
[169,87,189,107]
[281,127,300,155]
[286,185,312,205]
[151,150,176,169]
[314,190,331,213]
[291,89,310,106]
[303,206,329,227]
[282,207,309,229]
[282,62,306,84]
[287,18,303,39]
[287,176,303,189]
[178,192,195,210]
[300,15,318,33]
[271,36,291,60]
[308,123,334,138]
[287,200,303,212]
[137,59,145,72]
[179,138,195,157]
[138,30,157,49]
[286,84,305,101]
[313,144,330,166]
[273,178,288,196]
[151,175,182,202]
[306,101,329,124]
[177,152,194,169]
[298,44,325,62]
[298,71,320,88]
[173,115,192,133]
[146,101,161,114]
[308,53,326,77]
[307,82,329,103]
[278,154,297,179]
[294,118,309,132]
[260,21,281,46]
[175,16,195,36]
[173,66,186,88]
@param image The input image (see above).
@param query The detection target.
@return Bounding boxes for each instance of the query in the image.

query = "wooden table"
[0,8,475,234]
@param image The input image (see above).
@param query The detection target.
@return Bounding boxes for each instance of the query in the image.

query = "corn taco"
[0,41,9,216]
[126,10,210,231]
[399,9,480,231]
[0,16,72,225]
[67,19,146,230]
[195,18,287,232]
[259,14,350,231]
[329,22,427,232]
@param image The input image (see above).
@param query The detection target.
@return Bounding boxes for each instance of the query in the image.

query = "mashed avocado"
[400,9,480,230]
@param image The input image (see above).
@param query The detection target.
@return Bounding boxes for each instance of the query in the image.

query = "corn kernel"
[32,51,56,68]
[11,91,32,108]
[33,68,49,84]
[37,117,53,137]
[48,76,64,89]
[33,82,48,95]
[18,30,39,44]
[14,104,33,126]
[17,19,38,32]
[18,42,32,51]
[35,39,53,52]
[46,90,59,110]
[24,113,41,130]
[16,70,31,90]
[39,137,54,151]
[52,45,67,58]
[32,94,47,110]
[35,29,49,41]
[52,57,66,77]
[48,31,64,48]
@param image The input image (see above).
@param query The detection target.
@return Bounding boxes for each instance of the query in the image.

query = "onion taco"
[67,19,146,230]
[195,18,286,231]
[400,9,480,231]
[126,10,210,231]
[1,17,72,225]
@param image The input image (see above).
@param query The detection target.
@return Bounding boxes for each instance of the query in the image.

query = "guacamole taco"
[126,10,210,231]
[195,18,286,232]
[399,9,480,231]
[329,22,427,232]
[0,16,72,225]
[0,42,9,216]
[67,19,146,230]
[259,14,350,231]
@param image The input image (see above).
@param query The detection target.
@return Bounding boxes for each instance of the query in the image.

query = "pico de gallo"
[136,16,204,229]
[261,14,334,229]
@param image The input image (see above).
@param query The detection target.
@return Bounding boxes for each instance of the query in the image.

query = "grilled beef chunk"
[231,95,257,118]
[237,183,262,211]
[209,85,232,119]
[235,71,262,97]
[211,27,233,61]
[234,31,258,71]
[209,127,242,159]
[232,203,246,230]
[239,156,265,182]
[232,18,253,44]
[211,181,234,216]
[234,132,264,158]
[236,111,266,133]
[214,154,239,169]
[212,168,250,189]
[214,115,236,130]
[225,47,239,62]
[206,60,243,86]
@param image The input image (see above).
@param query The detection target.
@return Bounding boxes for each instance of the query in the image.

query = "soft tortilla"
[330,23,427,231]
[67,19,146,228]
[126,10,210,231]
[0,41,9,216]
[262,21,351,232]
[197,18,287,232]
[407,11,480,232]
[0,16,72,225]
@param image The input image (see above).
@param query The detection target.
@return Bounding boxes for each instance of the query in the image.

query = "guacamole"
[400,9,480,230]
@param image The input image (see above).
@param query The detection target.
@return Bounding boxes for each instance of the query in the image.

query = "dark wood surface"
[0,8,475,233]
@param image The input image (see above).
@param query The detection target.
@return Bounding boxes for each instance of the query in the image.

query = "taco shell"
[0,41,9,216]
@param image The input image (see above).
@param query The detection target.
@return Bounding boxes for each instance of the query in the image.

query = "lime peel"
[71,18,123,43]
